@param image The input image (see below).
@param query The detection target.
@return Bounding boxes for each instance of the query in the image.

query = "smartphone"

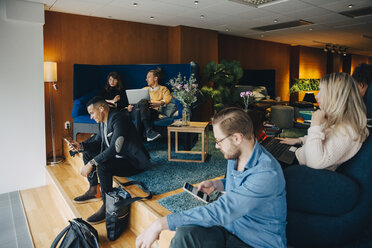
[64,138,75,148]
[64,138,80,157]
[183,182,210,204]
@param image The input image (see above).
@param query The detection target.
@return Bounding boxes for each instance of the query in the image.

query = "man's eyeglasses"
[215,134,232,145]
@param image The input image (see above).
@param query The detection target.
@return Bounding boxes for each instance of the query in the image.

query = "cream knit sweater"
[295,124,363,171]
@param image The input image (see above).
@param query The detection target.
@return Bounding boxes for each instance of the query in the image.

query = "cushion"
[159,98,178,118]
[71,89,99,118]
[284,165,360,216]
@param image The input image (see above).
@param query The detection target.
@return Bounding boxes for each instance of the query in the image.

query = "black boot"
[72,184,101,204]
[86,203,106,225]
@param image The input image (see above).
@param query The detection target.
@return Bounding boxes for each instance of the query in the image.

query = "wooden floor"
[20,136,179,248]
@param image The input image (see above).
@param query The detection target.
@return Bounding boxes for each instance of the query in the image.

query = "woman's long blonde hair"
[320,72,369,142]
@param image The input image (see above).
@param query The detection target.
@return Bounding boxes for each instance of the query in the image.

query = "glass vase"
[182,106,191,126]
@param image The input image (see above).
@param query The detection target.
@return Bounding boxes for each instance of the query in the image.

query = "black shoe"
[146,129,161,142]
[72,185,102,204]
[86,204,106,225]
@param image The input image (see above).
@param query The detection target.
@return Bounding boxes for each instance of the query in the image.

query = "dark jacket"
[82,109,150,170]
[100,87,129,111]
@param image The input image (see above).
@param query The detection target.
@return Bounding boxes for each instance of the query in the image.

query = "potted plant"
[290,78,319,103]
[201,60,243,112]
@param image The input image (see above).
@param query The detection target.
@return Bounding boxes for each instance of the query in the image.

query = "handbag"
[105,180,152,241]
[51,218,99,248]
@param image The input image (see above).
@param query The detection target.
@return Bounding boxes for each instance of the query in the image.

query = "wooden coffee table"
[167,121,210,163]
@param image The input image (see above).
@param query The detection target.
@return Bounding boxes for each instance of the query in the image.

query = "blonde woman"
[279,72,369,171]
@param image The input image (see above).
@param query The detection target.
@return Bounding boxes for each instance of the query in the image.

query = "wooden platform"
[33,137,178,248]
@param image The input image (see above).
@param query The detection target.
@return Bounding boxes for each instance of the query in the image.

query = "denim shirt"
[167,141,287,248]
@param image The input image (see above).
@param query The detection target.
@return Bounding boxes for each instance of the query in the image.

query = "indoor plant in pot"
[290,78,319,104]
[201,60,243,113]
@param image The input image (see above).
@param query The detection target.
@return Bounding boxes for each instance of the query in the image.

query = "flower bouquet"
[168,73,200,125]
[240,91,253,112]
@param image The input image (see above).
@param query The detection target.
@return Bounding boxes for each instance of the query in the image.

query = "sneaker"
[86,204,106,225]
[146,129,161,142]
[72,185,102,204]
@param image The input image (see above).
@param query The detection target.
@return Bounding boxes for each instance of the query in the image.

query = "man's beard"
[221,144,241,160]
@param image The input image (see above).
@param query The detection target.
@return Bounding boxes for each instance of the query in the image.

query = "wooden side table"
[167,121,210,163]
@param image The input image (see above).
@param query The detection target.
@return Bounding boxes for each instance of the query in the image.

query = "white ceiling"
[30,0,372,56]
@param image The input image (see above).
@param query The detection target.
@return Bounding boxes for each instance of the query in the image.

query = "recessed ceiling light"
[309,28,313,31]
[200,15,204,18]
[194,0,199,4]
[133,3,138,6]
[261,34,265,37]
[225,28,229,31]
[150,16,154,19]
[348,4,354,8]
[273,19,278,23]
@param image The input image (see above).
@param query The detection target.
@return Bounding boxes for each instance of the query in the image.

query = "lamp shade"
[44,61,57,82]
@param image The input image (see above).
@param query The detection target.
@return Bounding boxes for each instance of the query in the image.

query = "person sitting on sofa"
[136,107,287,248]
[67,96,150,225]
[278,72,369,171]
[129,67,173,142]
[99,71,130,111]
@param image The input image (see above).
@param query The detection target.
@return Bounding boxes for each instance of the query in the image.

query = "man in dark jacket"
[68,96,150,224]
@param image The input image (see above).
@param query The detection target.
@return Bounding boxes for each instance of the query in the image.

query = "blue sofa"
[284,85,372,247]
[71,62,199,140]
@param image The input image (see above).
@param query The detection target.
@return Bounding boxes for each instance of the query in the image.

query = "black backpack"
[51,218,99,248]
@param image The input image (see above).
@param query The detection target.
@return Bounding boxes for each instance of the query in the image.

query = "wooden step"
[46,163,140,247]
[60,137,176,247]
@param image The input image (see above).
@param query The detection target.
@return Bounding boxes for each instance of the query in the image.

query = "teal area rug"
[127,130,227,195]
[158,191,206,213]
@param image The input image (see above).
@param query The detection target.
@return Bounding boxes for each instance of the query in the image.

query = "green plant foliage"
[201,60,244,112]
[290,78,320,94]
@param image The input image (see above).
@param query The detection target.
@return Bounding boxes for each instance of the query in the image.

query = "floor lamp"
[44,61,63,165]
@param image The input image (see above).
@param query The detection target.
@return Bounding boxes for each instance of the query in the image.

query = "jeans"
[83,149,142,202]
[130,99,159,136]
[170,226,253,248]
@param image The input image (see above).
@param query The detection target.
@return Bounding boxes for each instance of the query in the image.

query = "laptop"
[260,135,297,164]
[125,88,150,104]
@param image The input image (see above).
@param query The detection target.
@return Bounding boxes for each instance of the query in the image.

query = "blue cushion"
[71,89,99,118]
[73,115,97,124]
[284,165,359,216]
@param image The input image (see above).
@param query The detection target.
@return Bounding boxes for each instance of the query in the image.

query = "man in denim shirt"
[136,107,287,248]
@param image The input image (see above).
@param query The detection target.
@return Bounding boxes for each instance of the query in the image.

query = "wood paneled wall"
[44,12,219,156]
[298,46,327,79]
[43,11,372,158]
[351,54,371,75]
[218,34,291,101]
[44,11,169,157]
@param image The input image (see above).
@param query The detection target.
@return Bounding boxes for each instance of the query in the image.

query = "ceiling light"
[348,4,353,8]
[261,34,265,37]
[229,0,288,8]
[200,15,204,18]
[133,3,138,6]
[150,16,154,19]
[225,28,230,31]
[194,0,199,4]
[273,19,278,23]
[309,28,313,31]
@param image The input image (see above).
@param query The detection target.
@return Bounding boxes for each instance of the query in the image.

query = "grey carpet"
[0,191,33,248]
[158,191,207,213]
[127,131,227,195]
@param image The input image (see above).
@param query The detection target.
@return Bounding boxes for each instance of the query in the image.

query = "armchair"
[284,85,372,247]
